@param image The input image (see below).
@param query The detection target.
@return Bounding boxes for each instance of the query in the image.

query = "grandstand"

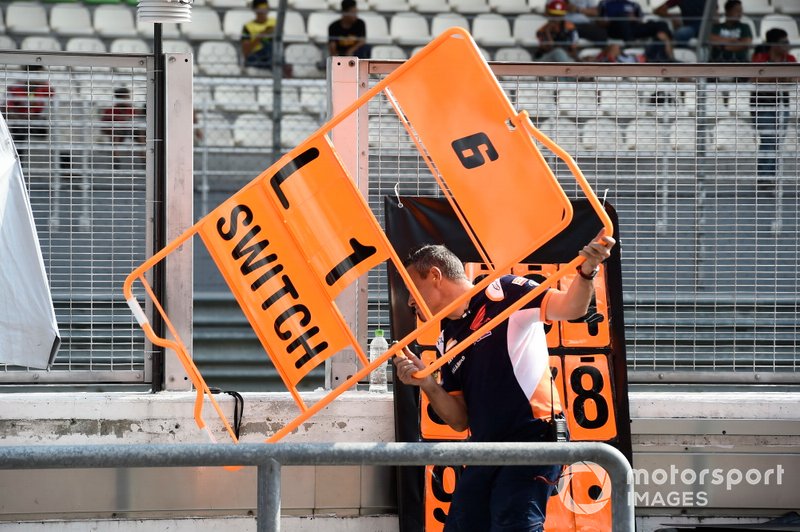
[0,0,799,530]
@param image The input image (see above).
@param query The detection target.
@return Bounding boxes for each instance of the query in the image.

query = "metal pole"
[257,458,281,532]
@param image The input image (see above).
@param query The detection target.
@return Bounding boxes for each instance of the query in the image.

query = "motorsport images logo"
[556,461,785,513]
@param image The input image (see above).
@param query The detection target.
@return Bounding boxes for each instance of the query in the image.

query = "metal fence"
[0,441,635,532]
[365,61,800,383]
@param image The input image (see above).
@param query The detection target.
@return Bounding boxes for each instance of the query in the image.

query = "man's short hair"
[724,0,741,13]
[252,0,268,10]
[341,0,356,11]
[404,244,467,281]
[765,27,788,44]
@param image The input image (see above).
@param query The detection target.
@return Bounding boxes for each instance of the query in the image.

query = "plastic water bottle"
[368,329,389,393]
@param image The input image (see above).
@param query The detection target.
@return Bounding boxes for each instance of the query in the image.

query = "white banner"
[0,112,60,369]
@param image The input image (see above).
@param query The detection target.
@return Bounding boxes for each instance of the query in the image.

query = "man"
[598,0,675,61]
[394,232,615,531]
[653,0,708,44]
[708,0,752,62]
[536,0,580,62]
[241,0,276,70]
[328,0,370,59]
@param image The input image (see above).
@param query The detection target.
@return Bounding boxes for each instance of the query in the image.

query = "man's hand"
[578,230,615,276]
[393,347,434,388]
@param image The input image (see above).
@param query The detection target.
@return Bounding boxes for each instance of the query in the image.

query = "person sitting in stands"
[4,65,54,147]
[653,0,708,44]
[328,0,370,59]
[241,0,276,70]
[536,0,580,62]
[595,42,644,62]
[565,0,609,43]
[598,0,675,61]
[709,0,752,62]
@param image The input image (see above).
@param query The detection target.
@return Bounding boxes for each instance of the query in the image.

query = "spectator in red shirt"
[4,65,54,148]
[101,87,145,145]
[536,0,580,62]
[750,28,796,184]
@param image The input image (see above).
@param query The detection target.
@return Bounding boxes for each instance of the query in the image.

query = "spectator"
[4,65,54,148]
[653,0,708,44]
[595,41,644,62]
[328,0,370,59]
[536,0,580,62]
[598,0,675,61]
[750,28,796,185]
[101,87,145,145]
[565,0,609,42]
[708,0,752,62]
[241,0,276,70]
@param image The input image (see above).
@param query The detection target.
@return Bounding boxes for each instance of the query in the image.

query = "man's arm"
[546,232,615,321]
[393,348,469,432]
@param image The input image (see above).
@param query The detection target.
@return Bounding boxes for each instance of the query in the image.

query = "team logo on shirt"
[485,279,505,301]
[469,305,490,331]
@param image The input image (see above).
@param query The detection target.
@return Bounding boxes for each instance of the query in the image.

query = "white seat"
[773,0,800,15]
[371,44,408,59]
[284,10,309,43]
[6,2,49,35]
[181,7,225,41]
[472,13,516,47]
[197,112,234,147]
[300,85,327,117]
[138,19,181,39]
[489,0,529,14]
[285,43,324,78]
[0,6,5,33]
[557,86,599,117]
[390,12,431,46]
[163,39,194,55]
[307,11,340,44]
[292,0,330,9]
[20,36,62,52]
[208,0,249,7]
[712,118,758,152]
[578,47,602,61]
[431,12,470,36]
[65,37,107,54]
[623,118,659,151]
[411,0,451,14]
[0,36,17,51]
[737,16,759,44]
[193,83,214,111]
[528,0,547,13]
[759,14,800,43]
[223,9,255,40]
[197,41,242,76]
[361,12,392,45]
[449,0,491,14]
[579,118,623,152]
[672,48,697,63]
[711,88,750,118]
[599,87,640,119]
[513,14,547,47]
[669,117,697,154]
[493,46,532,62]
[50,4,94,37]
[94,5,138,38]
[215,84,258,112]
[371,0,411,11]
[740,0,773,15]
[515,86,557,118]
[234,112,274,146]
[281,113,321,149]
[258,85,302,113]
[538,118,579,153]
[109,38,151,55]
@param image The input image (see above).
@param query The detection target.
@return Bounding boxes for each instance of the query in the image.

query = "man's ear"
[429,266,443,283]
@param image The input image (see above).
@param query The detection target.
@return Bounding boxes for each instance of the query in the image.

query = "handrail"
[0,441,634,532]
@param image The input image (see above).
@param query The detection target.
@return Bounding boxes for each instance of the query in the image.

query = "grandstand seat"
[738,16,759,44]
[197,111,234,147]
[641,89,693,119]
[300,85,327,117]
[50,4,94,36]
[599,87,640,119]
[94,5,138,38]
[234,113,274,146]
[6,2,50,35]
[371,0,411,12]
[623,118,659,151]
[361,12,392,45]
[138,20,181,39]
[515,86,557,118]
[214,84,258,112]
[197,40,242,76]
[513,14,547,47]
[0,6,4,34]
[208,0,249,7]
[538,117,579,153]
[258,84,302,113]
[528,0,547,13]
[65,36,107,53]
[490,0,530,15]
[193,83,214,111]
[673,48,697,63]
[307,11,340,44]
[557,86,600,117]
[711,88,750,118]
[740,0,773,15]
[411,0,451,14]
[773,0,800,15]
[712,118,758,152]
[759,14,799,43]
[448,0,491,14]
[223,9,254,40]
[284,10,310,43]
[0,36,18,51]
[293,0,329,9]
[109,38,151,54]
[472,13,516,47]
[579,118,623,152]
[390,12,431,47]
[181,7,225,41]
[669,117,697,154]
[285,43,324,78]
[20,36,63,52]
[578,47,602,61]
[281,113,321,148]
[494,46,533,61]
[431,12,470,37]
[162,39,194,55]
[371,44,408,59]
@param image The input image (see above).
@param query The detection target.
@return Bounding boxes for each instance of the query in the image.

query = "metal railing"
[0,441,634,532]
